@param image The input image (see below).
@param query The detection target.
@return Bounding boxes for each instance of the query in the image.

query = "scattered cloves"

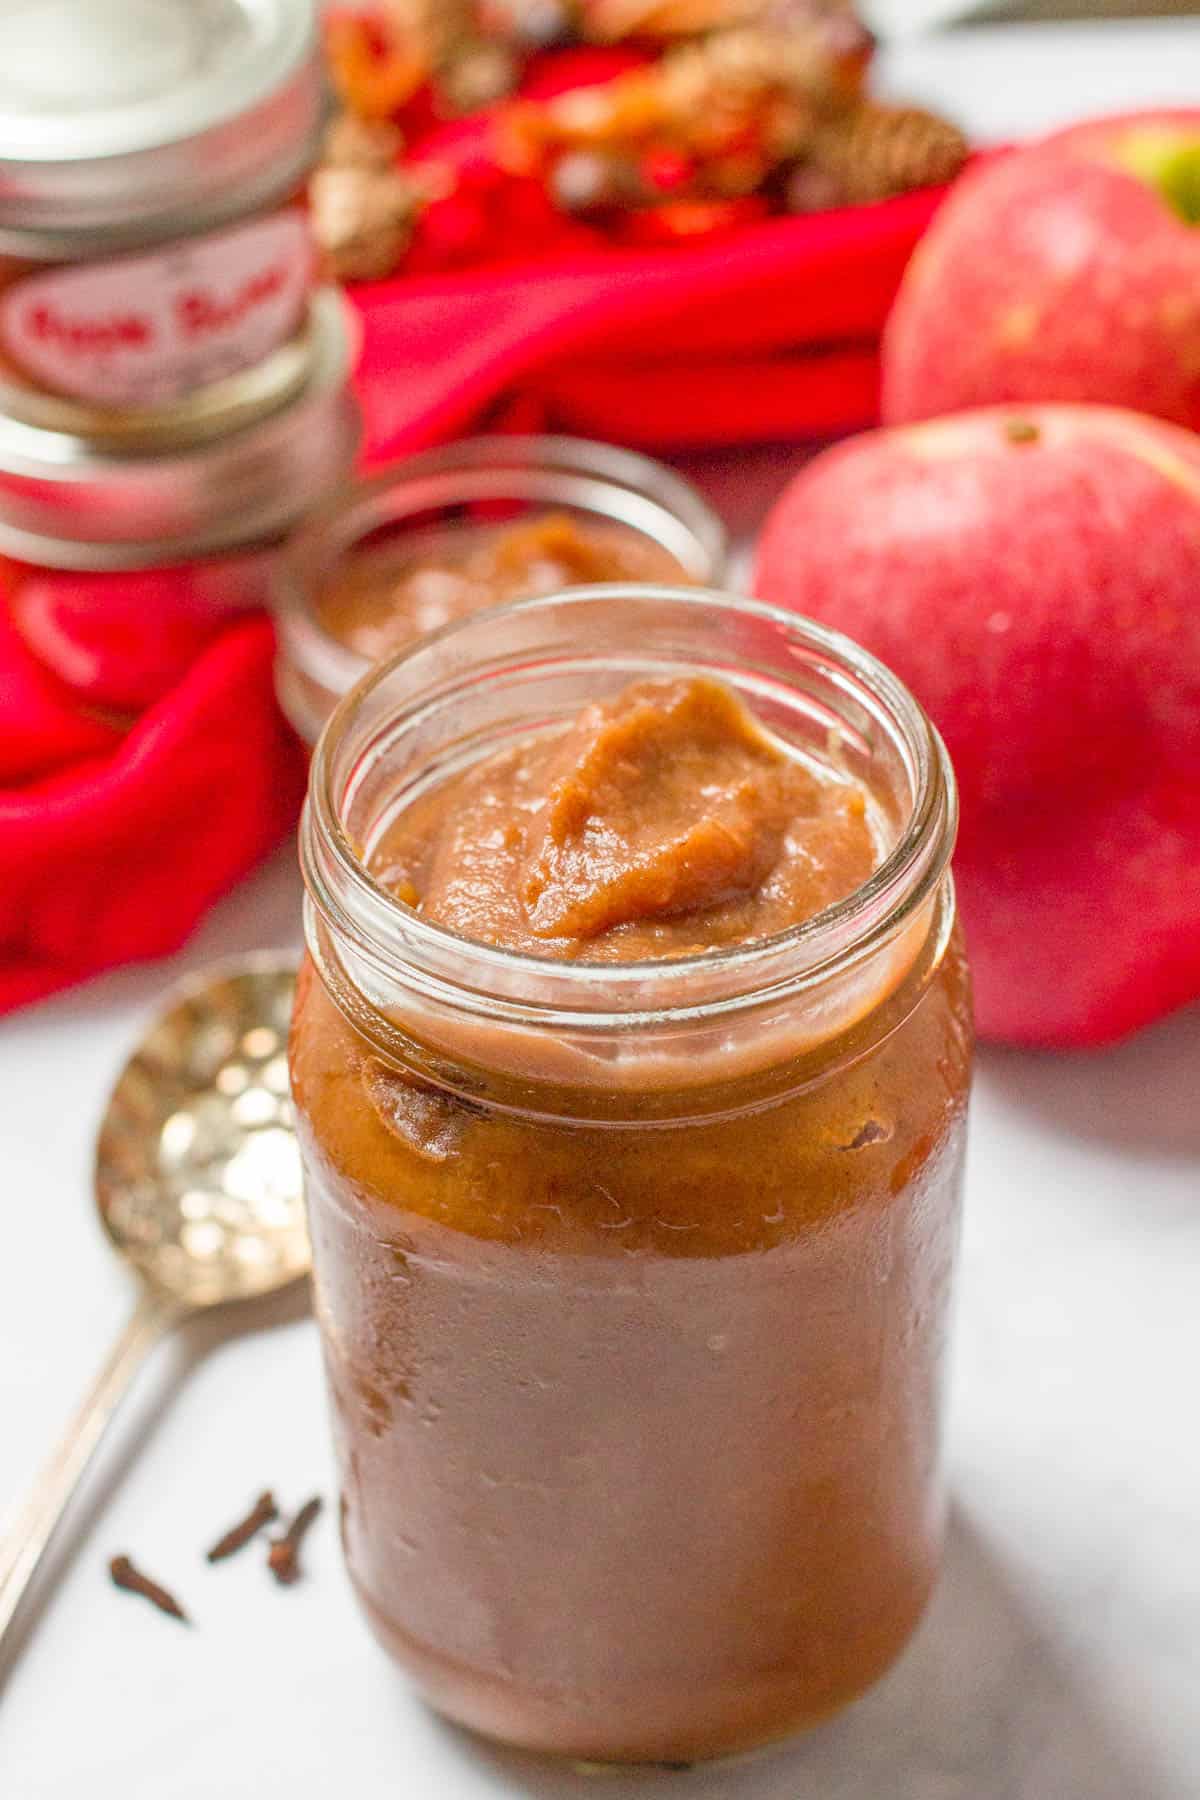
[109,1554,189,1623]
[206,1490,279,1564]
[267,1496,324,1586]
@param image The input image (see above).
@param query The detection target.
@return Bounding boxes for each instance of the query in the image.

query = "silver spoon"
[0,954,308,1650]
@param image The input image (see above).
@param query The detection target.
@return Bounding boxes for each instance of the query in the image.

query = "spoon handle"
[0,1286,183,1653]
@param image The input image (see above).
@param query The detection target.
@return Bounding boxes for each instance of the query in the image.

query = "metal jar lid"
[0,287,363,568]
[0,0,325,257]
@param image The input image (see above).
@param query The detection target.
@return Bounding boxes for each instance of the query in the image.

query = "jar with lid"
[0,288,361,620]
[291,586,973,1764]
[273,434,730,745]
[0,0,325,418]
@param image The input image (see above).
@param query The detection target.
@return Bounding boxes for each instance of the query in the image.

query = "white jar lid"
[0,288,362,566]
[0,0,325,255]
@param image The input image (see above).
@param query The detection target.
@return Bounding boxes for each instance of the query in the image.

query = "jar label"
[0,213,314,408]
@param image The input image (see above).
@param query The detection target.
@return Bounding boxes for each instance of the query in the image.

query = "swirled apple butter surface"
[373,676,880,959]
[291,668,971,1763]
[318,512,687,660]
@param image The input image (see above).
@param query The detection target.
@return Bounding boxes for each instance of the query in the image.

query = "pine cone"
[782,160,846,213]
[439,39,522,113]
[808,101,967,204]
[310,163,426,282]
[665,26,834,99]
[379,0,477,68]
[322,111,405,171]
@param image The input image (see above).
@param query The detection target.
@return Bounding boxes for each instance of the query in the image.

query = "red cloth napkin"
[0,568,307,1014]
[350,185,949,458]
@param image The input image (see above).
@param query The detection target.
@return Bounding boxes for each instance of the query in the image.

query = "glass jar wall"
[291,587,973,1764]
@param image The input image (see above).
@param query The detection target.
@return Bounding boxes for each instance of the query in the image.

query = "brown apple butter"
[317,511,688,662]
[291,590,972,1764]
[373,676,881,958]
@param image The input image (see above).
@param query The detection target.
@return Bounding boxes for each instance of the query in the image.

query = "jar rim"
[302,585,957,1033]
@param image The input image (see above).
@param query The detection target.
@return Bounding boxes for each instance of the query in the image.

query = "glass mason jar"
[273,435,729,745]
[291,587,972,1765]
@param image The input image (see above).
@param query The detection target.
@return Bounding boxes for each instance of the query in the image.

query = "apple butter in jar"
[292,587,972,1764]
[273,435,728,744]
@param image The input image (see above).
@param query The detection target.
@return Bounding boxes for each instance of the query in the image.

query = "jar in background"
[0,0,324,416]
[292,587,973,1764]
[0,289,360,612]
[273,435,729,745]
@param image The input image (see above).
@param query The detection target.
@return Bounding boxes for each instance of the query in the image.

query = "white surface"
[877,20,1200,142]
[4,25,1200,1800]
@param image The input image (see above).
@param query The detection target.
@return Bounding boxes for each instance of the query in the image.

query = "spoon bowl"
[95,956,307,1307]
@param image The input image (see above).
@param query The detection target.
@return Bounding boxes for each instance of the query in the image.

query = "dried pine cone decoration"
[316,0,966,274]
[311,114,442,281]
[807,102,968,205]
[439,39,522,112]
[379,0,524,115]
[310,164,420,281]
[506,22,875,212]
[322,111,406,171]
[379,0,476,67]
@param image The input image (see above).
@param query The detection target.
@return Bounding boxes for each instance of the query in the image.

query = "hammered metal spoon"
[0,954,307,1652]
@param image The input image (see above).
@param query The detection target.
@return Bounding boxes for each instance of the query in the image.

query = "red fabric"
[0,572,307,1014]
[350,183,951,459]
[9,567,237,714]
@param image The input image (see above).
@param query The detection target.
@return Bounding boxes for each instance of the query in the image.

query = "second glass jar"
[273,435,728,745]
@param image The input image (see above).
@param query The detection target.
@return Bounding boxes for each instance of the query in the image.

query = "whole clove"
[109,1554,189,1623]
[206,1490,279,1564]
[841,1118,890,1150]
[267,1496,323,1587]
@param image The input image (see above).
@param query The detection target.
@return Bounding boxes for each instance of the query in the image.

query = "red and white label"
[0,212,314,408]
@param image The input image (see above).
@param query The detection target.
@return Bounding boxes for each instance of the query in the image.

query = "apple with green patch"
[753,403,1200,1047]
[883,111,1200,429]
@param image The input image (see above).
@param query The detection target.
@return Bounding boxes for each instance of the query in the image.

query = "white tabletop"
[4,23,1200,1800]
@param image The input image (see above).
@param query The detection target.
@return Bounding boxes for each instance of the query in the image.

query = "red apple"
[752,403,1200,1047]
[883,111,1200,431]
